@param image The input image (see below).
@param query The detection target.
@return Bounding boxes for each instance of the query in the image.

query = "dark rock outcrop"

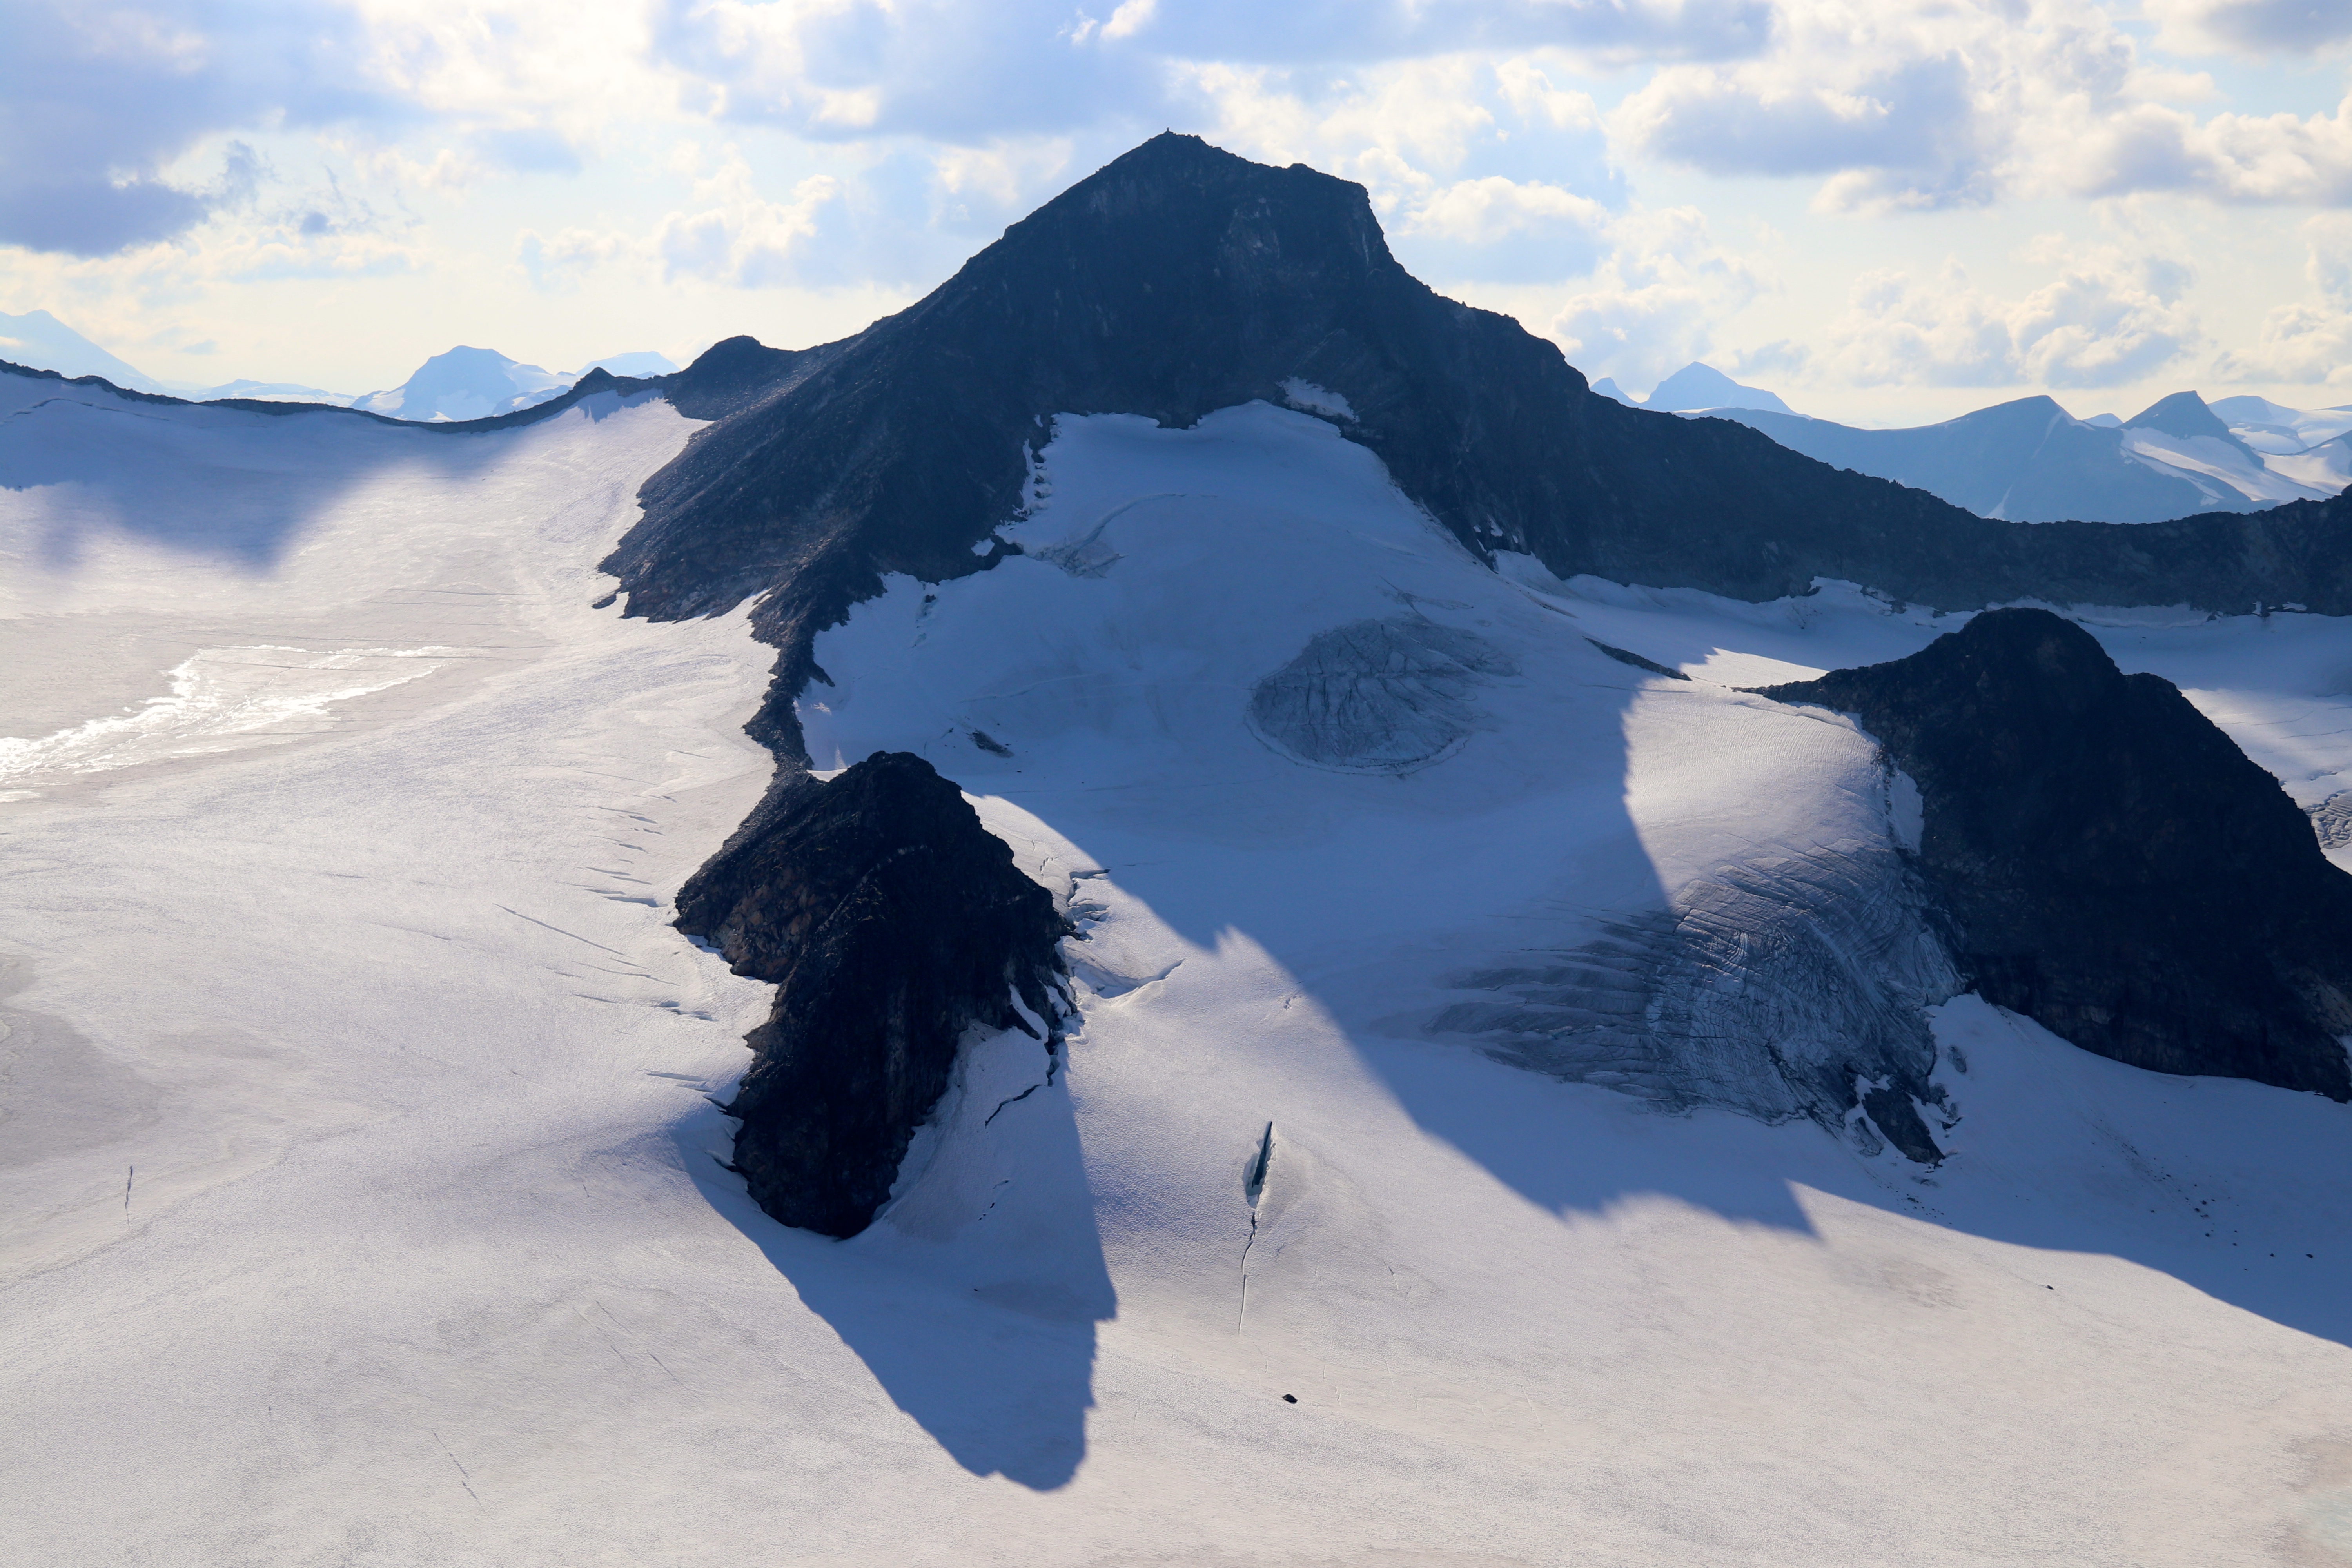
[675,752,1069,1236]
[600,132,2352,764]
[1761,609,2352,1099]
[661,335,815,422]
[619,138,2352,1216]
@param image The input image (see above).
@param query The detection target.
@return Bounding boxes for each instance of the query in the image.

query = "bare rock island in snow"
[1763,608,2352,1100]
[22,125,2352,1563]
[611,132,2352,1216]
[674,751,1069,1236]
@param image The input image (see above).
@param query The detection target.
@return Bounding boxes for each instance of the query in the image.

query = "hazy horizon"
[9,3,2352,426]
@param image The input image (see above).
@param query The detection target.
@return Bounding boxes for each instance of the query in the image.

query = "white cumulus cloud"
[2148,0,2352,55]
[1820,249,2202,389]
[1546,205,1776,388]
[2213,214,2352,385]
[521,155,846,290]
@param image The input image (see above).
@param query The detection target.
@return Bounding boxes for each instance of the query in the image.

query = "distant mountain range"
[0,308,166,393]
[0,307,674,419]
[1592,362,1796,416]
[1600,362,2352,523]
[347,347,681,420]
[8,297,2349,516]
[1716,388,2341,523]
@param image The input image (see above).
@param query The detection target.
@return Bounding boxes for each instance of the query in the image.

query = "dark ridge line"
[592,132,2352,773]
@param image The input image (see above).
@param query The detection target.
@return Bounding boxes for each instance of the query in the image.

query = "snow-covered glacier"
[9,359,2352,1567]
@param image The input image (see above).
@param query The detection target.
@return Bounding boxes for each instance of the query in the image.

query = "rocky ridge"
[630,136,2352,1224]
[673,752,1071,1236]
[1762,608,2352,1101]
[604,132,2352,765]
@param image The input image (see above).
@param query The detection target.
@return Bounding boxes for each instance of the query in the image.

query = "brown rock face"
[675,752,1069,1236]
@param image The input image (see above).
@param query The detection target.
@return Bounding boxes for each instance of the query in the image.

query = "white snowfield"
[2125,424,2335,509]
[4,376,2352,1568]
[2216,394,2352,456]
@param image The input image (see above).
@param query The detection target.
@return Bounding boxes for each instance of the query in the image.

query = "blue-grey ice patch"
[1423,847,1960,1156]
[1247,616,1516,774]
[2310,791,2352,853]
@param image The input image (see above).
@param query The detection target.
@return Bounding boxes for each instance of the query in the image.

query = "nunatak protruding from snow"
[674,751,1070,1236]
[1763,608,2352,1100]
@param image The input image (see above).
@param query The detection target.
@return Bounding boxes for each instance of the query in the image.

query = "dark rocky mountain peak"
[619,138,2352,1222]
[674,752,1071,1236]
[1762,608,2352,1100]
[604,133,2352,767]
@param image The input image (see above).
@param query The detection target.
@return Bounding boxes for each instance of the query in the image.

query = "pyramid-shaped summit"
[608,134,2352,766]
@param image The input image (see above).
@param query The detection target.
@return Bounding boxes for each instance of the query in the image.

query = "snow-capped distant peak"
[2210,394,2352,456]
[351,345,573,422]
[0,307,165,393]
[348,346,678,422]
[192,379,356,406]
[2124,389,2235,445]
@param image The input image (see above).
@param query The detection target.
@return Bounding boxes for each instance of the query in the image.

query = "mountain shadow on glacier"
[1760,608,2352,1102]
[1004,614,2352,1352]
[1069,747,2352,1352]
[671,751,1105,1489]
[1365,1001,2352,1352]
[677,1083,1110,1492]
[2,361,667,570]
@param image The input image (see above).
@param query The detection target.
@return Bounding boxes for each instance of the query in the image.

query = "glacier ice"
[1423,846,1958,1160]
[1246,615,1516,774]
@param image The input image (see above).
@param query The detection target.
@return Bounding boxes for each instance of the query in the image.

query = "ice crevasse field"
[4,373,2352,1566]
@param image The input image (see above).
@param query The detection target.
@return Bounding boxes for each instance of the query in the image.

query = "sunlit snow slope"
[5,380,2352,1567]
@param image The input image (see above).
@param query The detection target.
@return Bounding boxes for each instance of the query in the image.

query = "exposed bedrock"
[674,751,1070,1237]
[603,132,2352,766]
[1762,608,2352,1100]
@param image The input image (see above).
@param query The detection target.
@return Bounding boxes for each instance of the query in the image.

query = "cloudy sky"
[5,0,2352,421]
